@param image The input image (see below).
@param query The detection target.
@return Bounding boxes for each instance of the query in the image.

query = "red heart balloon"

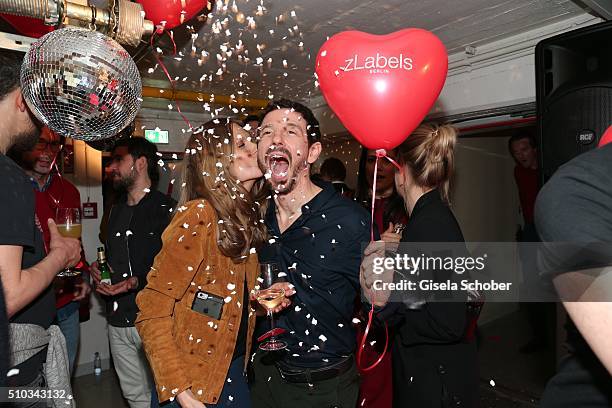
[138,0,208,29]
[1,15,54,38]
[316,29,448,150]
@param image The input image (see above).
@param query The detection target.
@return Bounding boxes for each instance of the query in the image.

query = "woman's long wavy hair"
[177,118,269,262]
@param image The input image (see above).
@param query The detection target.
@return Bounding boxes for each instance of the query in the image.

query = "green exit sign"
[144,129,169,144]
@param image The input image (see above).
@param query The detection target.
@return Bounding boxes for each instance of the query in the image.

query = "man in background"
[0,50,80,397]
[509,132,551,354]
[8,125,92,375]
[90,137,174,408]
[319,156,354,198]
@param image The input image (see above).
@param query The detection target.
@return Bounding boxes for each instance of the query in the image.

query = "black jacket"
[378,189,479,408]
[105,190,175,327]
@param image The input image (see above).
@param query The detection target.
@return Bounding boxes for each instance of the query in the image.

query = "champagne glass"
[55,207,82,277]
[257,263,287,351]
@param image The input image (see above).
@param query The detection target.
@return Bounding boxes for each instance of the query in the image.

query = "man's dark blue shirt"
[259,181,370,368]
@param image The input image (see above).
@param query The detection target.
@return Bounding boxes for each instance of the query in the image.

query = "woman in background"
[356,147,408,233]
[136,118,268,408]
[362,124,479,407]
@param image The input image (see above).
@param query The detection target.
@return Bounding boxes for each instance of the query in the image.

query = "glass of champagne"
[55,207,82,277]
[257,263,287,351]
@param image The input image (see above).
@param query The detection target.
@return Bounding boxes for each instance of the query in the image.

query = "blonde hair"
[396,123,457,204]
[177,118,268,262]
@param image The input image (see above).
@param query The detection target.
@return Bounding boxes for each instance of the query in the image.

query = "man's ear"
[307,142,322,164]
[15,90,28,113]
[135,155,148,174]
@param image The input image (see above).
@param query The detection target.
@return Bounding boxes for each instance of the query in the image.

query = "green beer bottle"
[97,246,112,285]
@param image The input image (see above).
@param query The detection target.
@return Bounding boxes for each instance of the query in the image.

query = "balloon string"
[150,27,193,130]
[357,148,391,372]
[358,302,389,372]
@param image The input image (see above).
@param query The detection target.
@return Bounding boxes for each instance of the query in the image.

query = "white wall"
[63,140,111,376]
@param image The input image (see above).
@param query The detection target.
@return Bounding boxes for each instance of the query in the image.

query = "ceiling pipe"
[142,86,269,110]
[0,0,154,46]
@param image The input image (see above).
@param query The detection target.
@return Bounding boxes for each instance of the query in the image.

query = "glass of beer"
[257,263,287,351]
[55,207,82,277]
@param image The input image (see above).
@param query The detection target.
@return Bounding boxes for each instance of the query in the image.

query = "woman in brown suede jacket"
[135,118,269,407]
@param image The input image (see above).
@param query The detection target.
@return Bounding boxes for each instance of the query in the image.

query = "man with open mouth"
[251,99,371,408]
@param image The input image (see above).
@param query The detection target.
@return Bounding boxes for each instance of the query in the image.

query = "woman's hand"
[176,389,206,408]
[380,223,402,252]
[250,282,295,315]
[360,241,393,307]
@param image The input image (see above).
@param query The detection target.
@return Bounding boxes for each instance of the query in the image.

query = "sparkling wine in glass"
[55,207,82,277]
[258,262,287,351]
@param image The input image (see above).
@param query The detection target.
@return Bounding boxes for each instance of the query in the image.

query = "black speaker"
[536,21,612,184]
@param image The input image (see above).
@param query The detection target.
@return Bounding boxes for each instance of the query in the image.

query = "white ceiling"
[139,0,588,104]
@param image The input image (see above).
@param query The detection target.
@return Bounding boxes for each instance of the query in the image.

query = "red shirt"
[373,197,409,234]
[514,165,540,225]
[33,174,89,309]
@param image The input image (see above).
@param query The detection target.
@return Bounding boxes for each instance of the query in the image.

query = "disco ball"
[20,27,142,142]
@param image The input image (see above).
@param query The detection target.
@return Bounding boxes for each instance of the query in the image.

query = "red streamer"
[150,27,193,130]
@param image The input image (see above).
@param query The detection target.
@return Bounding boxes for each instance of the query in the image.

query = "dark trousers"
[250,353,359,408]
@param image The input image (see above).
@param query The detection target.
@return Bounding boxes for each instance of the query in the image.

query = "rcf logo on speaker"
[577,130,595,145]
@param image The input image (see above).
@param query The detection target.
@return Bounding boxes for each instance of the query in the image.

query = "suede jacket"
[135,199,258,404]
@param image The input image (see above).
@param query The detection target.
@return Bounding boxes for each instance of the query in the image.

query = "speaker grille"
[541,87,612,181]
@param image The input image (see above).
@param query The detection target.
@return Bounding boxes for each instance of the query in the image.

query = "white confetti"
[319,334,327,342]
[7,368,19,377]
[490,379,496,387]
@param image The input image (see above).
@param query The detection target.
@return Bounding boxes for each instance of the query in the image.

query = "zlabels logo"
[341,53,414,73]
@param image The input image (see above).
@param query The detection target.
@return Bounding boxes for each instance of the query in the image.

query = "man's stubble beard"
[11,123,41,154]
[112,170,137,192]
